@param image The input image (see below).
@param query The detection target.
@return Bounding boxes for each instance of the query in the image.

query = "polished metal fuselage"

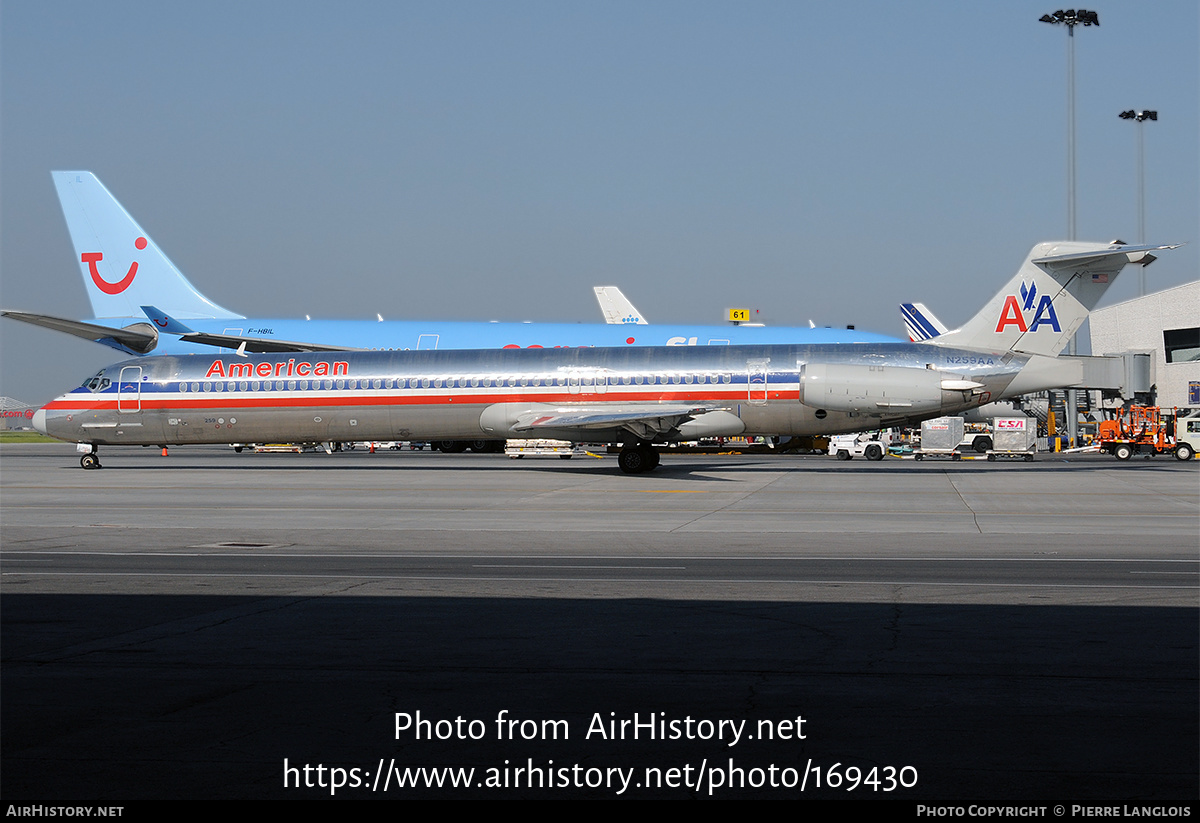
[38,343,1026,447]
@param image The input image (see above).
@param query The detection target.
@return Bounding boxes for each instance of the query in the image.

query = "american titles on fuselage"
[204,359,350,379]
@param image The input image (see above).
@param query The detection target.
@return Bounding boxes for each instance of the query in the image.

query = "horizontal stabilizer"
[1030,243,1181,267]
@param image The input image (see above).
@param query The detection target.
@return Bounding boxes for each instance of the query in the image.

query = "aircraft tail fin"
[594,286,648,325]
[901,302,948,341]
[930,241,1178,357]
[52,171,243,321]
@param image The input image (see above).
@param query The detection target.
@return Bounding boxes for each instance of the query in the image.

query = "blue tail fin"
[52,172,243,320]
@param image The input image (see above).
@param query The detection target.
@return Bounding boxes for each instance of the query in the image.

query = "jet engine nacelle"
[799,363,946,415]
[120,322,159,354]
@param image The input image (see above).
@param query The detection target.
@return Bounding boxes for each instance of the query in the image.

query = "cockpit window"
[82,371,112,393]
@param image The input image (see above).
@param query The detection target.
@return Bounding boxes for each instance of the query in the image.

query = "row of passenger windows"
[174,373,740,393]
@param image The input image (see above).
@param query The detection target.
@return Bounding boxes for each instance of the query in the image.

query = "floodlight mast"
[1039,10,1099,450]
[1119,109,1158,295]
[1039,10,1099,242]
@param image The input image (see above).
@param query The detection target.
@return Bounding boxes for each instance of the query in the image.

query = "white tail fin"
[931,241,1177,356]
[52,172,242,320]
[593,286,648,325]
[900,302,948,341]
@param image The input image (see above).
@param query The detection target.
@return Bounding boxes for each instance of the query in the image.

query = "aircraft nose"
[32,407,47,435]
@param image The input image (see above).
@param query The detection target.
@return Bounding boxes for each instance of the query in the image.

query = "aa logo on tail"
[82,237,147,295]
[995,280,1061,333]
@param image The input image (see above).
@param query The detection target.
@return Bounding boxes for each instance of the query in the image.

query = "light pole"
[1039,9,1099,450]
[1119,109,1157,295]
[1040,10,1100,241]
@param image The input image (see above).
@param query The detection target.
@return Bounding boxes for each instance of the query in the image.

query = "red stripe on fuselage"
[41,387,798,413]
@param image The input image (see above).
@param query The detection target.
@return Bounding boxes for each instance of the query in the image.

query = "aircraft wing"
[175,331,364,353]
[137,306,363,353]
[513,403,721,440]
[1,310,159,354]
[4,307,362,355]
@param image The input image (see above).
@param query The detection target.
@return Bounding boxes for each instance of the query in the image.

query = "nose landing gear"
[80,451,102,470]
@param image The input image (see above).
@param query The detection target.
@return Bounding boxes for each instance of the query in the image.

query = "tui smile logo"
[83,236,147,295]
[995,280,1061,333]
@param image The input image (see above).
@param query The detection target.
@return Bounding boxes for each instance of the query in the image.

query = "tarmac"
[2,443,1197,800]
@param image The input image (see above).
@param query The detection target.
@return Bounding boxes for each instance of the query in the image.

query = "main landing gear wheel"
[80,453,101,470]
[618,446,658,474]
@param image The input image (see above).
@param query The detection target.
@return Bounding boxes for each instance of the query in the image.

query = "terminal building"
[1088,281,1200,409]
[0,396,39,430]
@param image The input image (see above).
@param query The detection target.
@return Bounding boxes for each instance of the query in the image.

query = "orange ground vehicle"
[1096,405,1195,461]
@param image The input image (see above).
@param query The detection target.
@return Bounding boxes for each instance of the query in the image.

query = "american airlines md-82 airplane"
[3,172,895,357]
[34,240,1174,473]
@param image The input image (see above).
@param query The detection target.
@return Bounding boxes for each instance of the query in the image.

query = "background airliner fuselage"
[3,172,895,358]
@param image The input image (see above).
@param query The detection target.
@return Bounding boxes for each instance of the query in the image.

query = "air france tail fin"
[901,302,948,341]
[52,171,243,321]
[594,286,648,325]
[930,241,1178,357]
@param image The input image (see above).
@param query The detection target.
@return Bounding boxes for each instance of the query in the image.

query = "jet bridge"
[1067,353,1152,400]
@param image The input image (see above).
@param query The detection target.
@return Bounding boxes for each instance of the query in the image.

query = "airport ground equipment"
[506,439,585,459]
[958,427,994,454]
[433,439,505,453]
[915,416,965,461]
[1096,406,1195,461]
[1177,417,1200,461]
[253,443,306,453]
[828,431,889,461]
[987,417,1037,461]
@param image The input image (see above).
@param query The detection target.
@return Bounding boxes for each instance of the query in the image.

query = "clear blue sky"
[2,0,1196,403]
